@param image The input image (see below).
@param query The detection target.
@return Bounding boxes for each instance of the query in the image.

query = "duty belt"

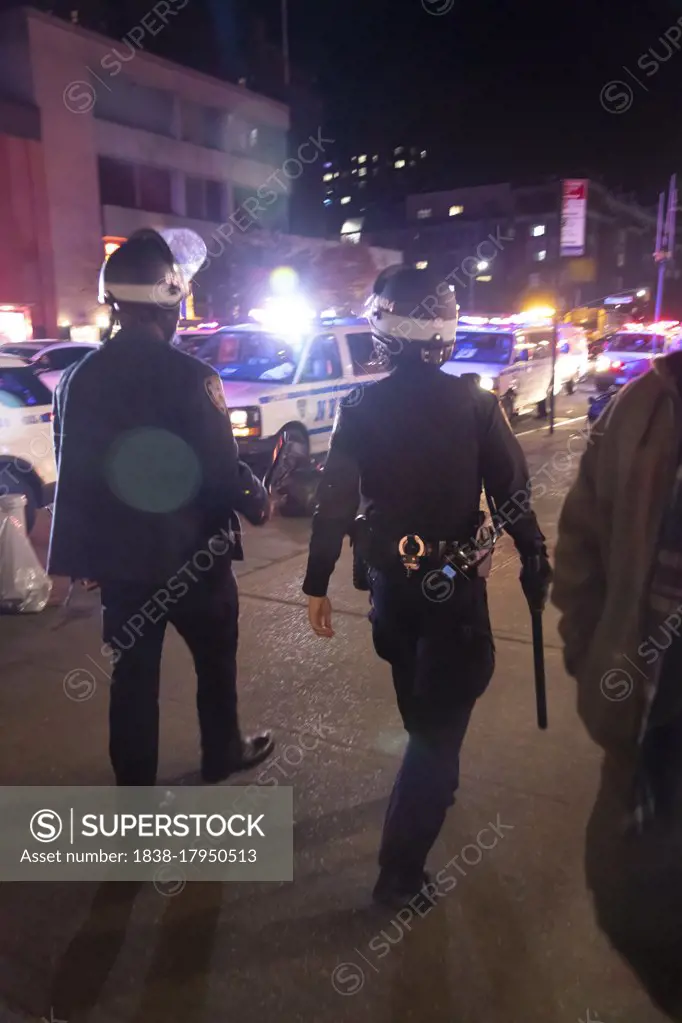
[397,528,499,579]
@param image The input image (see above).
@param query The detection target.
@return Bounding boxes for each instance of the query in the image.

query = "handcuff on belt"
[397,525,500,580]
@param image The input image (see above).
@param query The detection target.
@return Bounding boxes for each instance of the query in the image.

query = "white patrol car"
[177,317,388,465]
[0,355,56,532]
[442,316,582,418]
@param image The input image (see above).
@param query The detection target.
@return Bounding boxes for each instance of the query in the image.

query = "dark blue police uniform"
[303,360,545,887]
[49,326,268,785]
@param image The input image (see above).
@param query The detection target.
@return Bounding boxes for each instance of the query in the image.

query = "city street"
[0,387,667,1023]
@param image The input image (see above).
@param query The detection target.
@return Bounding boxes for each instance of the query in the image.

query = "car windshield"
[175,332,210,356]
[0,344,43,359]
[0,366,53,408]
[210,331,300,383]
[451,332,513,365]
[606,333,662,353]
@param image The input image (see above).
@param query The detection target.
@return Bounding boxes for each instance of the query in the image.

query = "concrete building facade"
[0,6,290,337]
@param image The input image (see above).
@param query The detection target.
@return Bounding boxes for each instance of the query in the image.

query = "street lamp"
[470,261,490,312]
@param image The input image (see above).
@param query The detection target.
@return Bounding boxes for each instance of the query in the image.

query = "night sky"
[12,0,682,202]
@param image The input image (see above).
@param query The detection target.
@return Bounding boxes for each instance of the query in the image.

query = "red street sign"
[564,181,586,200]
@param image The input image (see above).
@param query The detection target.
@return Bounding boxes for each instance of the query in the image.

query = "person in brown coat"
[553,350,682,1019]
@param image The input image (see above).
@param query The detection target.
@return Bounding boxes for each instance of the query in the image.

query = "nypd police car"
[443,315,586,418]
[0,355,56,531]
[177,316,387,467]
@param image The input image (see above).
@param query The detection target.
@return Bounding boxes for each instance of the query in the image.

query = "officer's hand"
[308,596,334,638]
[520,551,553,613]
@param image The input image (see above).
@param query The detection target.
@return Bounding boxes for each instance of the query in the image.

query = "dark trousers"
[370,567,494,876]
[101,566,240,786]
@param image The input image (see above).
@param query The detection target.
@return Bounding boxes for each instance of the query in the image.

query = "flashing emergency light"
[270,266,299,296]
[519,305,556,322]
[249,295,315,337]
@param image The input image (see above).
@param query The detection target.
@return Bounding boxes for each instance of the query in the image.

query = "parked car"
[0,356,56,532]
[0,340,100,392]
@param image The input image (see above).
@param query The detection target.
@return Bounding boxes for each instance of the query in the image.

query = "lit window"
[449,205,463,217]
[394,159,406,169]
[323,173,333,182]
[372,154,379,162]
[323,198,333,206]
[352,168,358,175]
[333,172,340,178]
[415,260,428,269]
[409,160,416,167]
[340,196,351,205]
[531,224,545,237]
[358,154,367,164]
[351,155,357,162]
[359,167,367,177]
[534,250,547,261]
[421,150,427,158]
[249,128,258,147]
[358,180,366,188]
[476,275,492,282]
[323,162,332,169]
[417,208,432,219]
[394,146,404,155]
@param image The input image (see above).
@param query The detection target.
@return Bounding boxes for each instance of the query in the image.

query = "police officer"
[302,266,551,906]
[48,228,274,785]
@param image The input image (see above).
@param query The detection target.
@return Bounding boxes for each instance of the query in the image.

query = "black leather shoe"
[372,869,433,909]
[201,732,275,784]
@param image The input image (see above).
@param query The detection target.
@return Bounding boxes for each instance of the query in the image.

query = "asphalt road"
[1,382,667,1023]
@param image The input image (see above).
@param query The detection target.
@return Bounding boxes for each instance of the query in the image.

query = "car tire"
[501,392,516,420]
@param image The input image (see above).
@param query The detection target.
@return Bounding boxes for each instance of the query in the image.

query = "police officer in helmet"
[302,265,551,906]
[48,228,274,785]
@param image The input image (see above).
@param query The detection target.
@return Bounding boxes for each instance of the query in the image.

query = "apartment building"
[0,6,290,338]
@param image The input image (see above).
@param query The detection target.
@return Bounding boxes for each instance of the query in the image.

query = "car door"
[295,333,344,455]
[525,333,553,405]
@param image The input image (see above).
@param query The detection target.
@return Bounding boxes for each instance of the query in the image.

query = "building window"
[617,251,626,267]
[323,173,333,182]
[534,250,547,261]
[352,168,358,175]
[476,275,492,282]
[448,205,464,217]
[531,224,545,237]
[358,167,367,177]
[206,180,223,221]
[98,157,136,208]
[249,127,258,148]
[417,208,432,219]
[358,180,366,188]
[340,196,351,205]
[138,165,172,214]
[358,154,367,164]
[333,172,340,178]
[394,159,406,169]
[372,154,379,162]
[323,198,333,206]
[421,150,427,158]
[185,177,223,220]
[351,155,357,162]
[394,146,404,155]
[415,260,428,269]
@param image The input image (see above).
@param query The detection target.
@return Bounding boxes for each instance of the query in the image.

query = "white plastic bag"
[0,495,52,613]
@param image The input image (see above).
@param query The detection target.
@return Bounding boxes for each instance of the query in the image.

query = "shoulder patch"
[205,375,227,415]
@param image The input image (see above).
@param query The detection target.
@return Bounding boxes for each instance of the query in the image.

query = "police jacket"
[302,361,545,597]
[48,327,267,584]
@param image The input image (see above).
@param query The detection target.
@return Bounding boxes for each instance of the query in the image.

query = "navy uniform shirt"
[48,327,267,583]
[303,361,545,597]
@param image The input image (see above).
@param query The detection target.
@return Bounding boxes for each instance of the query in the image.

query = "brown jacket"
[552,354,682,758]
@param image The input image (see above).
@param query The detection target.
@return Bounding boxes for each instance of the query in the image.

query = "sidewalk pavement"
[0,416,669,1023]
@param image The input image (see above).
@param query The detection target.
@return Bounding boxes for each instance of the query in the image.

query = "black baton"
[262,429,290,493]
[531,607,548,729]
